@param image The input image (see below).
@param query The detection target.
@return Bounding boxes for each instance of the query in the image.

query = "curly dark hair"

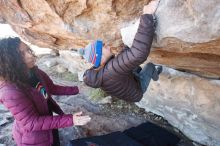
[0,37,29,89]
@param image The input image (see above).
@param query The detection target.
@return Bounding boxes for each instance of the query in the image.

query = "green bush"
[89,88,108,101]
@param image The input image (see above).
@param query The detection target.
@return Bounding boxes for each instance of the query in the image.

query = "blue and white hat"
[78,40,103,68]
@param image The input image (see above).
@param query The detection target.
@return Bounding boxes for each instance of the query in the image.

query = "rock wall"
[153,0,220,78]
[0,0,219,78]
[0,0,149,49]
[136,68,220,146]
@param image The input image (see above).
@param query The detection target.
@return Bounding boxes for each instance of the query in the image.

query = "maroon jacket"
[83,14,154,102]
[0,67,79,146]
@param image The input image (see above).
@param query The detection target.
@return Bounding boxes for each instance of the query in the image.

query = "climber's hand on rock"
[143,0,160,14]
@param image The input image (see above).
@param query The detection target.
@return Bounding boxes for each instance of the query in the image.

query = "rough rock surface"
[0,0,148,49]
[137,68,220,146]
[0,0,219,77]
[121,0,220,78]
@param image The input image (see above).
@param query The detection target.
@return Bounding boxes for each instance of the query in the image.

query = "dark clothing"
[68,122,181,146]
[83,14,155,102]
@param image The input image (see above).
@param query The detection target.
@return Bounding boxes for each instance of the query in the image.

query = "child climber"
[79,0,162,102]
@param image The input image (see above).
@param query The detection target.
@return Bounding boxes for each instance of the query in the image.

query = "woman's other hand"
[72,111,91,126]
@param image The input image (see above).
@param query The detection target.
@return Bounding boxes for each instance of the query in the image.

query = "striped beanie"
[78,40,103,68]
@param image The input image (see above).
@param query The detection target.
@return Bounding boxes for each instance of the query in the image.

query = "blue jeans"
[133,63,159,94]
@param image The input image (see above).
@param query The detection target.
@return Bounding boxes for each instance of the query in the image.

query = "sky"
[0,24,52,55]
[0,24,18,38]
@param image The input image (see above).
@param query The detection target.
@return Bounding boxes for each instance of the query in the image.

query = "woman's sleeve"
[39,69,79,95]
[1,90,74,132]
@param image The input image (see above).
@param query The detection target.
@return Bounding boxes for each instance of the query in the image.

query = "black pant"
[52,129,60,146]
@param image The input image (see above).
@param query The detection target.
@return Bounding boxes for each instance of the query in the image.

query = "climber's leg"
[135,62,162,94]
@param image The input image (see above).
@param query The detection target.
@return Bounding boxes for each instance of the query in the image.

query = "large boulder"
[0,0,219,78]
[121,0,220,78]
[152,0,220,78]
[136,68,220,146]
[0,0,149,49]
